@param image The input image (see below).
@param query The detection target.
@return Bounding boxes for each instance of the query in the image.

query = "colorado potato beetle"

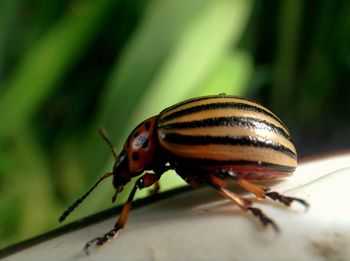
[59,94,308,254]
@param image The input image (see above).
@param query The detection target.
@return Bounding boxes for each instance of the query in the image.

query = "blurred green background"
[0,0,349,249]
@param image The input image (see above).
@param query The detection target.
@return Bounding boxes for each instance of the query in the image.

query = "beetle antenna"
[59,172,113,222]
[97,127,118,161]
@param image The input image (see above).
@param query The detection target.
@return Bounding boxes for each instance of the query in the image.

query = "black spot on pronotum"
[145,121,151,130]
[132,152,139,161]
[142,138,149,149]
[133,131,139,138]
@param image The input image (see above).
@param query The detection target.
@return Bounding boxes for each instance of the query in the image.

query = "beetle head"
[110,150,129,200]
[58,119,157,223]
[110,116,157,201]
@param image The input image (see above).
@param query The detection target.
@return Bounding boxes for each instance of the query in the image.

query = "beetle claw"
[84,237,101,255]
[266,192,309,210]
[84,228,120,255]
[247,207,280,233]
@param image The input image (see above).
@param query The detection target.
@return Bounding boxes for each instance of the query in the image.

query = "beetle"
[59,94,308,254]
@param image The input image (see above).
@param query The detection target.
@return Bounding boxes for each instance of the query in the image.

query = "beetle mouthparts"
[112,192,118,203]
[112,186,124,203]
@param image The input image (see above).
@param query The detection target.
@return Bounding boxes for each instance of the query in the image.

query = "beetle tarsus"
[227,174,310,210]
[84,228,120,255]
[266,192,309,210]
[206,174,280,233]
[247,207,280,233]
[84,237,100,255]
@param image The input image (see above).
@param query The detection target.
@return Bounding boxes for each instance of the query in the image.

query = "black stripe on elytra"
[161,95,249,114]
[158,116,291,140]
[168,154,296,172]
[161,134,296,159]
[160,102,287,130]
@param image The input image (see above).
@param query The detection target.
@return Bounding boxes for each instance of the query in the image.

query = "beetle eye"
[113,151,127,172]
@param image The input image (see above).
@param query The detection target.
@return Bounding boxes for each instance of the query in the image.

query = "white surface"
[4,153,350,261]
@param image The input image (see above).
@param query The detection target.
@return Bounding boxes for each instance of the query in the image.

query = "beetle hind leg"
[247,207,279,232]
[206,175,279,232]
[265,191,309,209]
[233,174,309,209]
[236,179,309,209]
[219,187,279,232]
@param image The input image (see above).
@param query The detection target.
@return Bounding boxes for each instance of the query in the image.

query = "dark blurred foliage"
[0,0,349,248]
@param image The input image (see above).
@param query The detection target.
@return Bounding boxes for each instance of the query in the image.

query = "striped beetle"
[59,94,308,254]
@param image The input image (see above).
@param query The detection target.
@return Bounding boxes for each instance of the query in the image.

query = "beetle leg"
[234,177,270,199]
[219,187,252,209]
[220,187,279,232]
[84,172,161,255]
[216,169,309,209]
[151,180,161,194]
[265,191,309,209]
[215,169,269,198]
[182,173,202,187]
[235,177,308,209]
[149,164,172,195]
[205,174,279,232]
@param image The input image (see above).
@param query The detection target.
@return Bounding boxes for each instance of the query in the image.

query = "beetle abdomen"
[157,95,297,178]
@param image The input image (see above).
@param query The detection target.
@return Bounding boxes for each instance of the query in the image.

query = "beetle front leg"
[84,172,161,255]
